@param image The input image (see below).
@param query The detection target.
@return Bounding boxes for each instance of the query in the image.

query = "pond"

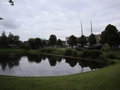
[0,53,106,76]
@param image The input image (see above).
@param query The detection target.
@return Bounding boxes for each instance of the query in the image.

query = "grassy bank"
[0,48,24,53]
[0,61,120,90]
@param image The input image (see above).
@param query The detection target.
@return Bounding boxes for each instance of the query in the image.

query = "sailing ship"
[75,20,102,51]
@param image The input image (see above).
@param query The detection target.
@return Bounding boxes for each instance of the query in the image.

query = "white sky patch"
[0,0,120,41]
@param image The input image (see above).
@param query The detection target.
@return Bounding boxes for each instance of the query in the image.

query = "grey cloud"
[0,0,120,41]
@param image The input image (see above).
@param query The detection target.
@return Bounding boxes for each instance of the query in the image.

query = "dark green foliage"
[48,34,57,48]
[64,49,73,56]
[46,48,53,53]
[68,35,77,48]
[0,31,8,47]
[64,49,78,56]
[39,48,47,53]
[108,53,117,59]
[28,38,42,49]
[101,24,119,47]
[56,39,63,47]
[98,54,108,61]
[42,40,47,48]
[80,50,102,59]
[0,31,20,48]
[88,34,96,46]
[79,35,87,46]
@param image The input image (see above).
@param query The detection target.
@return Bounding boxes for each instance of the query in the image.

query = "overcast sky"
[0,0,120,41]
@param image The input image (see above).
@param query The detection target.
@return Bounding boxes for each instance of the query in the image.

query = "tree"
[0,31,8,47]
[100,24,119,47]
[34,38,42,49]
[56,39,63,47]
[28,38,42,49]
[68,35,77,48]
[8,32,14,44]
[88,34,96,46]
[14,35,20,45]
[48,34,57,48]
[79,35,87,46]
[28,38,35,49]
[42,40,47,48]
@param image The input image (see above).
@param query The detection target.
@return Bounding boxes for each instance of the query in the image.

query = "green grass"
[0,48,23,53]
[0,61,120,90]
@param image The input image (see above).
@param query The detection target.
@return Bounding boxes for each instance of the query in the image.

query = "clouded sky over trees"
[0,0,120,41]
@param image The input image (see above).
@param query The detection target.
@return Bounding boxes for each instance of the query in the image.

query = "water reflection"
[0,53,106,76]
[0,53,21,71]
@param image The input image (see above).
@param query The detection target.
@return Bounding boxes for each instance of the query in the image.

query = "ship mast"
[91,20,93,34]
[80,20,83,36]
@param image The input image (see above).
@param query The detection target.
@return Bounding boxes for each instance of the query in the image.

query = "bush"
[39,48,47,53]
[64,49,77,56]
[98,54,108,61]
[108,53,117,59]
[80,50,102,59]
[64,49,73,56]
[46,48,53,53]
[53,49,65,55]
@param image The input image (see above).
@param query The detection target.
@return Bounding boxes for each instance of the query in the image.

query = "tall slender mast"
[80,20,83,36]
[91,20,93,34]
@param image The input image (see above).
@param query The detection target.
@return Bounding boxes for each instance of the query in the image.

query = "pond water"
[0,53,106,76]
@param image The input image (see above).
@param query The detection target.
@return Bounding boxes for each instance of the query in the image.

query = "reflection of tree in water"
[40,55,47,60]
[65,58,78,67]
[27,54,42,63]
[0,53,21,71]
[47,56,63,66]
[79,60,106,72]
[47,56,57,66]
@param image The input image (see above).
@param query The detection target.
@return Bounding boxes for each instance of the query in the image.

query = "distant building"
[66,34,101,46]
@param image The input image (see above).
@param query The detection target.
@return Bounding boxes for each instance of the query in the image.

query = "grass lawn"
[0,61,120,90]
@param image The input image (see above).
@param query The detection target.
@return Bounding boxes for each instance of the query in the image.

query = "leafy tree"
[8,32,14,44]
[88,34,96,46]
[34,38,42,49]
[13,35,20,45]
[56,39,63,47]
[100,24,119,47]
[48,34,57,48]
[79,35,87,46]
[0,31,8,47]
[28,38,35,49]
[42,40,47,48]
[68,35,77,48]
[28,38,42,49]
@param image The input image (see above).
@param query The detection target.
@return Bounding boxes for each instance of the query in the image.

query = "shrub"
[98,54,108,61]
[80,50,102,59]
[53,49,65,55]
[46,48,53,53]
[64,49,73,56]
[108,53,117,59]
[39,48,47,53]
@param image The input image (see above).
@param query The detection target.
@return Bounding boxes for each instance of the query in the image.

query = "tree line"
[27,35,63,50]
[68,24,120,48]
[0,24,120,49]
[0,31,20,48]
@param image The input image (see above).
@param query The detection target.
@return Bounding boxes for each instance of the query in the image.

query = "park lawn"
[0,61,120,90]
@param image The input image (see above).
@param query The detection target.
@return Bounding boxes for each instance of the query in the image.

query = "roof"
[40,38,47,41]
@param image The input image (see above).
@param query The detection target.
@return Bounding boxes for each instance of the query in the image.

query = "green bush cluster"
[80,50,102,59]
[39,48,65,55]
[64,49,78,56]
